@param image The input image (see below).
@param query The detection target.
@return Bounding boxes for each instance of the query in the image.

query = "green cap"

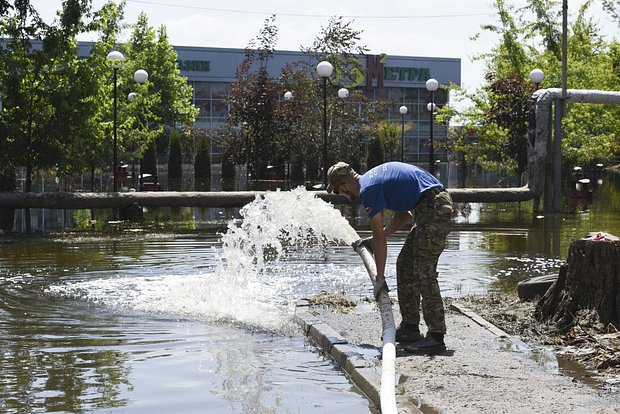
[326,162,354,193]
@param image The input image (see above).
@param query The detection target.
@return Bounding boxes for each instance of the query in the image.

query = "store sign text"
[366,54,431,89]
[177,60,211,72]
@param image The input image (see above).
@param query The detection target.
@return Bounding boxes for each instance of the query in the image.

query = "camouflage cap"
[326,162,354,193]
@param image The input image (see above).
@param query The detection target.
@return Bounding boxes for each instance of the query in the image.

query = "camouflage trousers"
[396,189,452,334]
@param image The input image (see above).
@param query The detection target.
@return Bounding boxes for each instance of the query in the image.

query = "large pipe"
[0,187,537,210]
[352,238,397,414]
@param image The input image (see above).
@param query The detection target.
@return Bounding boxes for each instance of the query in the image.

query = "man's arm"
[370,210,412,279]
[384,211,412,237]
[369,212,388,280]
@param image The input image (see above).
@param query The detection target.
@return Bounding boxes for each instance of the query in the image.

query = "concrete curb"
[294,299,421,413]
[449,303,511,338]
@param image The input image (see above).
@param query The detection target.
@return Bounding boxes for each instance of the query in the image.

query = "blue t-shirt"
[359,162,444,218]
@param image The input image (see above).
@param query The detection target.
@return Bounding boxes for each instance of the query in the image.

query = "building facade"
[174,46,460,165]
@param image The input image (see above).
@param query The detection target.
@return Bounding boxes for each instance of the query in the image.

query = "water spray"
[351,238,398,414]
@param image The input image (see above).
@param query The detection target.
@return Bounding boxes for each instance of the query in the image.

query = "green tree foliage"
[485,75,533,175]
[192,127,211,190]
[0,2,197,199]
[222,15,392,185]
[123,13,197,165]
[450,0,620,178]
[167,129,183,190]
[366,138,385,170]
[224,15,281,180]
[377,120,400,161]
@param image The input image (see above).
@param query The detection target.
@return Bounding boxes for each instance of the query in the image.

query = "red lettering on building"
[366,54,384,90]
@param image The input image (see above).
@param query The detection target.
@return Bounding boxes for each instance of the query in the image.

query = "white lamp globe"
[316,61,333,78]
[134,69,148,84]
[338,88,349,98]
[399,105,408,115]
[425,78,439,92]
[106,50,124,69]
[529,68,544,85]
[284,91,293,100]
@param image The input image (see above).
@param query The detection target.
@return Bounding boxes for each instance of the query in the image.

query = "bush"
[366,138,385,170]
[168,130,183,190]
[194,135,211,190]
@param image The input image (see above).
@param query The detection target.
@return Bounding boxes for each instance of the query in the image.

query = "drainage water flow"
[46,187,397,410]
[47,187,362,332]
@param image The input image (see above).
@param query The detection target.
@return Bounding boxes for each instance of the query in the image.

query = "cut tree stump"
[535,232,620,332]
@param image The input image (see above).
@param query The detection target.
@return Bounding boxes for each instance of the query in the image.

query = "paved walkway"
[295,300,620,414]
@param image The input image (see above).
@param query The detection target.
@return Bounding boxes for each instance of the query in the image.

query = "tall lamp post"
[338,87,349,160]
[317,61,333,187]
[399,105,407,162]
[425,78,439,174]
[106,50,124,192]
[529,68,546,211]
[127,69,148,189]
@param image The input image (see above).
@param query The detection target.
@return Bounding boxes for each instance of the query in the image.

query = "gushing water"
[47,187,364,332]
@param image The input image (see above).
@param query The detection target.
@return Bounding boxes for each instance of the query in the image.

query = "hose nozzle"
[351,237,373,254]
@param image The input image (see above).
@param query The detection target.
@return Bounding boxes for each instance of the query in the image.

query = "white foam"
[46,187,364,332]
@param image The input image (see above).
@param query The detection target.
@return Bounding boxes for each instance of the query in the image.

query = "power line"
[126,0,496,20]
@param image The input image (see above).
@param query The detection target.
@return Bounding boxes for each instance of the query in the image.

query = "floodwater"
[2,173,620,413]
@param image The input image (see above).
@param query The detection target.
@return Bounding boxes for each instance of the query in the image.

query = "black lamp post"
[127,69,149,190]
[106,50,124,192]
[338,87,349,160]
[316,61,333,187]
[399,105,408,162]
[425,78,439,174]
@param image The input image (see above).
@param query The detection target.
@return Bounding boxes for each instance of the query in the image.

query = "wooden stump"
[535,233,620,332]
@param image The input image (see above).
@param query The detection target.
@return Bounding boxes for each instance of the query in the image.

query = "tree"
[449,0,620,181]
[366,137,385,170]
[485,75,534,178]
[0,0,95,231]
[81,0,126,190]
[295,17,391,173]
[377,120,400,161]
[167,129,183,190]
[193,127,211,190]
[224,15,282,180]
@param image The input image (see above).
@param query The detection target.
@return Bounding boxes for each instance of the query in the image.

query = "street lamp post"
[425,78,439,174]
[283,91,293,178]
[317,61,333,187]
[529,68,547,211]
[106,50,124,192]
[338,88,349,162]
[399,105,407,162]
[127,69,148,190]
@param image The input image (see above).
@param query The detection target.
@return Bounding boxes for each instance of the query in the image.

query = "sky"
[29,0,619,95]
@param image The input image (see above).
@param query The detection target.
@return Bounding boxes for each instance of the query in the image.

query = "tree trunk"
[535,233,620,332]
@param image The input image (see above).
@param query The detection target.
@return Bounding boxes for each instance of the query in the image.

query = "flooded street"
[2,173,620,413]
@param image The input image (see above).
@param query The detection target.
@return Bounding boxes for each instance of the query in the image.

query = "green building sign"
[177,60,211,72]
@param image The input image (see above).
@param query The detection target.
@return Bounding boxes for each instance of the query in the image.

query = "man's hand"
[373,278,390,301]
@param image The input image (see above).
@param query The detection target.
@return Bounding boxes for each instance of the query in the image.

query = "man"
[326,161,453,354]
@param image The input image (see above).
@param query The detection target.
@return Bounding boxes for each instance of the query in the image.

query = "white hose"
[353,240,398,414]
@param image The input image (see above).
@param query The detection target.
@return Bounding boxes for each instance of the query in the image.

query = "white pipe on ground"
[352,239,398,414]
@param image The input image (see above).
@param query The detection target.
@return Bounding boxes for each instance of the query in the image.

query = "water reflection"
[0,231,374,413]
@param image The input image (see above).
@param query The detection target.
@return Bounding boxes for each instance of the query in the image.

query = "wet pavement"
[296,300,620,414]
